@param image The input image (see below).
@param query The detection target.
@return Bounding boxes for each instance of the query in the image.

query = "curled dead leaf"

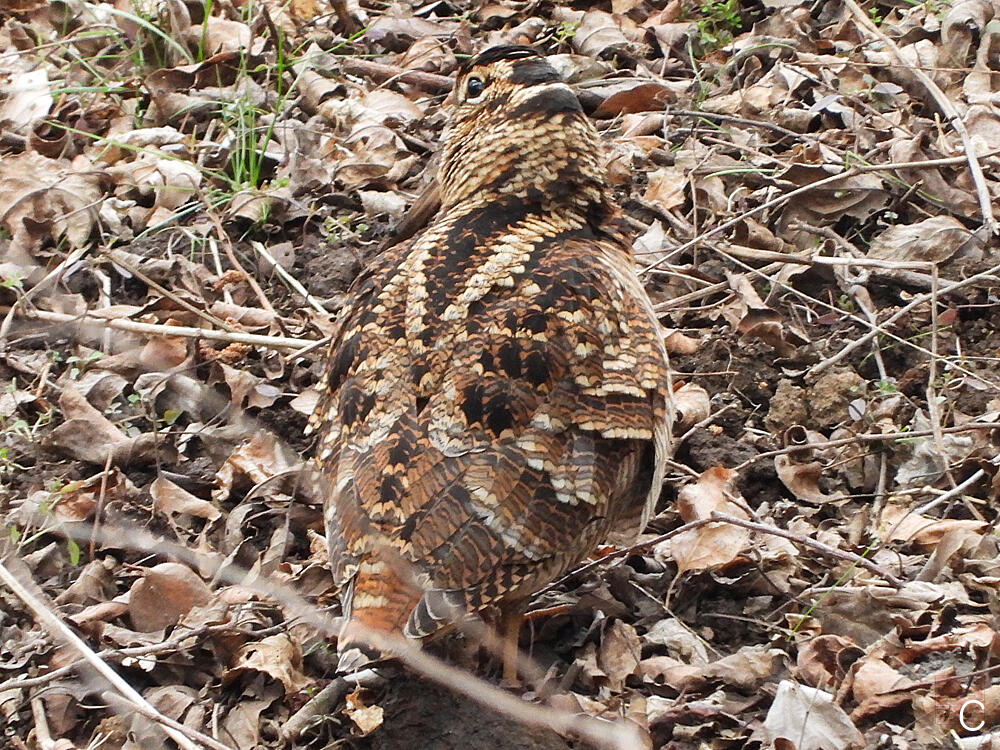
[226,634,313,694]
[760,680,864,750]
[672,382,711,429]
[775,454,845,505]
[879,504,987,548]
[151,476,221,522]
[344,690,385,735]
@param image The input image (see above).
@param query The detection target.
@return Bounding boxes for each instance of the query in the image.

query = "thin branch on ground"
[844,0,998,235]
[4,307,319,350]
[709,512,904,588]
[250,240,330,315]
[0,557,235,750]
[734,420,999,471]
[810,261,1000,376]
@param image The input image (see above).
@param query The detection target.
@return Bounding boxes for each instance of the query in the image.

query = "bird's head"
[438,46,613,217]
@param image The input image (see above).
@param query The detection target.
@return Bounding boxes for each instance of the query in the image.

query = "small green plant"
[0,447,26,475]
[689,0,742,52]
[553,20,580,45]
[873,379,898,395]
[65,351,103,380]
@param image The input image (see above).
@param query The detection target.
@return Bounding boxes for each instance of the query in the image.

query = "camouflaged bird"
[308,45,673,675]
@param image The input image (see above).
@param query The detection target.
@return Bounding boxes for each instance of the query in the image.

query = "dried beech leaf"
[774,454,845,505]
[0,68,52,132]
[129,562,213,632]
[672,382,711,429]
[849,656,913,721]
[795,634,857,690]
[344,690,385,735]
[761,680,864,749]
[0,152,104,255]
[879,504,987,548]
[151,476,221,522]
[665,467,750,573]
[662,329,700,355]
[226,634,312,694]
[867,216,980,265]
[598,619,641,690]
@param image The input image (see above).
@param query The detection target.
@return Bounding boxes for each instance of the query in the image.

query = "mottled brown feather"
[308,45,673,670]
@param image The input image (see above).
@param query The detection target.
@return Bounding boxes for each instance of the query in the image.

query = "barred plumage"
[308,45,673,674]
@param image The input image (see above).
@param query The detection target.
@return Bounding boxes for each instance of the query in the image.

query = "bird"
[307,44,673,680]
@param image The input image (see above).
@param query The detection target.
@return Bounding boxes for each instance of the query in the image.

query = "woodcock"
[308,45,673,676]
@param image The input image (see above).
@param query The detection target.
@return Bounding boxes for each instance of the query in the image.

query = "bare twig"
[0,246,90,350]
[250,241,330,315]
[734,421,999,471]
[100,248,240,333]
[640,167,863,274]
[809,261,1000,375]
[0,624,219,693]
[0,557,235,750]
[536,518,716,596]
[912,468,988,516]
[844,0,998,234]
[709,512,904,587]
[339,58,454,93]
[5,307,319,350]
[9,523,646,750]
[281,671,382,742]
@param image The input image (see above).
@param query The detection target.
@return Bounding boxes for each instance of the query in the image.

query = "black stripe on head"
[508,58,561,86]
[508,84,580,119]
[460,45,541,74]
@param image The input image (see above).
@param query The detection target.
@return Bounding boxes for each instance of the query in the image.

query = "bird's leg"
[499,606,523,688]
[523,603,574,620]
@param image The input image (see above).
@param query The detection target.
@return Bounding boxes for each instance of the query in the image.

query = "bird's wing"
[314,234,670,637]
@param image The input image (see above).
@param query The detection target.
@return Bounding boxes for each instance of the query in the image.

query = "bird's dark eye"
[466,76,485,99]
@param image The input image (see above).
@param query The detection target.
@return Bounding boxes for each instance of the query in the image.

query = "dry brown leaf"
[598,619,642,690]
[129,562,213,632]
[0,68,52,133]
[704,646,787,692]
[594,81,674,116]
[643,167,686,212]
[942,684,1000,735]
[796,634,857,689]
[775,454,845,505]
[46,470,131,523]
[226,634,312,694]
[672,381,711,429]
[848,655,914,721]
[553,9,636,59]
[867,216,980,265]
[54,558,116,606]
[0,152,105,255]
[639,655,705,690]
[44,386,165,466]
[214,431,297,502]
[879,503,987,548]
[760,680,864,750]
[665,467,750,573]
[150,476,221,522]
[662,329,700,355]
[896,622,999,664]
[344,690,385,735]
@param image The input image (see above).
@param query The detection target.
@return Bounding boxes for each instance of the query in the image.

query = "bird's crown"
[438,46,613,220]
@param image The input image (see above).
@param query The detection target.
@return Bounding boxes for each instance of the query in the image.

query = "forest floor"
[1,0,1000,748]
